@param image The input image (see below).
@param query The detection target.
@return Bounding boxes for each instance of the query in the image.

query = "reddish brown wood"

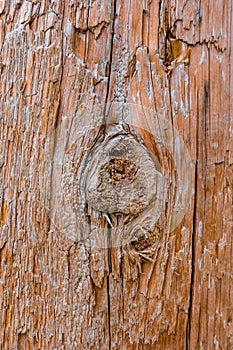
[0,1,232,349]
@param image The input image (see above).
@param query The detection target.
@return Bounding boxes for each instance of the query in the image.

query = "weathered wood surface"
[0,0,232,349]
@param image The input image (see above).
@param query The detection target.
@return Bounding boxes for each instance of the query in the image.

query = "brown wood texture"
[0,1,232,349]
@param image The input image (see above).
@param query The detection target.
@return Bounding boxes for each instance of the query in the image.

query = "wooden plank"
[0,0,232,348]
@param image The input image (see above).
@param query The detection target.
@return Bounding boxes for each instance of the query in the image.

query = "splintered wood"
[0,0,232,349]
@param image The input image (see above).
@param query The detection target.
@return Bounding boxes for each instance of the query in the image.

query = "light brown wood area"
[0,1,232,349]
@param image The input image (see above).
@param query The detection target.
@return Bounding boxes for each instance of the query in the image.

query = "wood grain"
[0,0,232,349]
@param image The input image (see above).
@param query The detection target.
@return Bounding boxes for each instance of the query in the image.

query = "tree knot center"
[101,158,137,184]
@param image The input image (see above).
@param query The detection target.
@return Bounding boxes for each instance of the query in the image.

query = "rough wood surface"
[0,1,232,349]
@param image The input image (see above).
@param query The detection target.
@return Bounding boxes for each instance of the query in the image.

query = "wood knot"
[101,158,137,184]
[83,134,161,216]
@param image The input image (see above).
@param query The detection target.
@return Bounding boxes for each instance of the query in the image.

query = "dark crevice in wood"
[186,93,200,349]
[107,224,112,350]
[198,0,202,41]
[53,2,66,131]
[84,0,91,65]
[104,0,117,107]
[186,159,198,349]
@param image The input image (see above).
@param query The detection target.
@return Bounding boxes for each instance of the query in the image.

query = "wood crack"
[104,0,117,106]
[75,20,110,40]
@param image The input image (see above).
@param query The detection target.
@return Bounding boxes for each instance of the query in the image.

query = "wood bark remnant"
[0,0,232,349]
